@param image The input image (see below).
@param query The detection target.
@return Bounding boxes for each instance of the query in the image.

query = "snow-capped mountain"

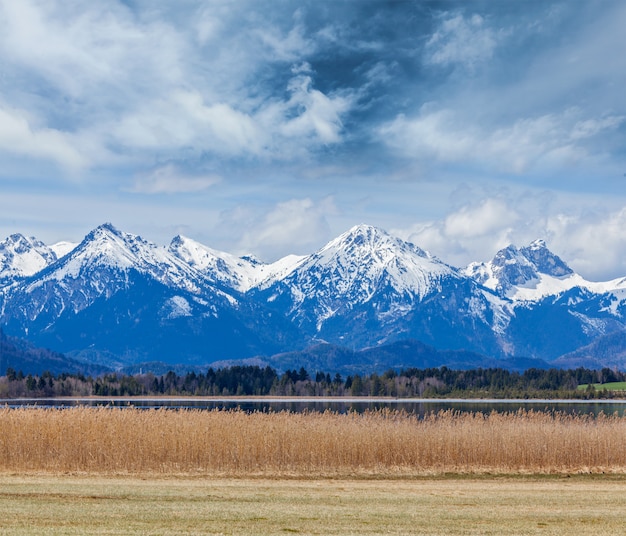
[465,239,573,299]
[0,233,59,283]
[169,235,305,293]
[253,224,509,354]
[1,223,227,322]
[2,222,626,371]
[257,224,460,319]
[465,239,626,303]
[465,239,626,359]
[0,224,303,366]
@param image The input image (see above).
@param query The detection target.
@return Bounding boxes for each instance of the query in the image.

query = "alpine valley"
[2,223,626,375]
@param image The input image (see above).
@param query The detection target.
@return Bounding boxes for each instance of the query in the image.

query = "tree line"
[1,364,625,399]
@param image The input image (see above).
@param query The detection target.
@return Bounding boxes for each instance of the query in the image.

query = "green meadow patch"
[577,382,626,392]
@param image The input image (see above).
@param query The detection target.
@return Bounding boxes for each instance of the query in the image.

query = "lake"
[3,396,626,416]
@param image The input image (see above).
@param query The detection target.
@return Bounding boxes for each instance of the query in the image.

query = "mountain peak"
[520,240,572,278]
[259,222,458,334]
[466,239,575,298]
[346,222,383,235]
[169,234,266,292]
[333,224,390,246]
[0,232,58,281]
[89,222,123,239]
[169,234,186,248]
[326,224,430,259]
[528,238,547,250]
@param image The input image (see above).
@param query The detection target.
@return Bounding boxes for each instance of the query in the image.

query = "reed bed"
[1,407,625,475]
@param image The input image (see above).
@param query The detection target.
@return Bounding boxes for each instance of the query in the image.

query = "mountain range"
[1,223,626,374]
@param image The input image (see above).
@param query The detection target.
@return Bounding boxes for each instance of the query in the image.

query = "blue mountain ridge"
[1,223,625,373]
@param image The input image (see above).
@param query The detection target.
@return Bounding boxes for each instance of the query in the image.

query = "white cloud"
[425,13,500,70]
[111,90,265,156]
[545,208,626,281]
[254,19,313,62]
[108,69,353,161]
[235,197,336,261]
[443,198,518,238]
[380,106,624,175]
[393,190,626,282]
[0,0,183,98]
[127,164,221,194]
[0,1,356,178]
[396,197,520,267]
[0,104,87,171]
[278,73,351,145]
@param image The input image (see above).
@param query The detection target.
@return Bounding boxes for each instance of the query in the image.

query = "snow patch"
[163,296,193,319]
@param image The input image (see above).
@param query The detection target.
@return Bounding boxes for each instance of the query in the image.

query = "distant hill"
[0,328,111,376]
[234,339,551,376]
[553,329,626,370]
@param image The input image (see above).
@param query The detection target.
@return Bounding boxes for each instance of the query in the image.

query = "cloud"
[443,198,518,238]
[425,13,500,70]
[253,17,314,62]
[545,208,626,281]
[110,90,265,156]
[108,69,353,162]
[0,1,356,178]
[395,197,521,267]
[4,0,620,184]
[380,106,624,175]
[278,71,351,145]
[0,104,87,171]
[127,164,221,194]
[234,197,336,260]
[376,2,626,184]
[394,190,626,281]
[0,0,183,99]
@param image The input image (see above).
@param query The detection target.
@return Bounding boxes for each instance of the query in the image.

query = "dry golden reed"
[1,407,625,475]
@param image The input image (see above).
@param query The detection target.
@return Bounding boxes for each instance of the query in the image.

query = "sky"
[0,0,625,280]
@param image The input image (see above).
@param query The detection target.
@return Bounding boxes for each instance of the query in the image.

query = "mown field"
[1,475,626,535]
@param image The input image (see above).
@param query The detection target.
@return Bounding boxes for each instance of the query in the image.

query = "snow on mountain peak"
[466,240,579,301]
[319,224,433,265]
[30,224,212,297]
[0,233,58,282]
[269,224,457,313]
[169,235,306,292]
[5,222,626,367]
[169,235,260,292]
[520,240,572,278]
[49,241,78,259]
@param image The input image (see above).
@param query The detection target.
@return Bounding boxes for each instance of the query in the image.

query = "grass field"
[578,381,626,391]
[0,475,625,535]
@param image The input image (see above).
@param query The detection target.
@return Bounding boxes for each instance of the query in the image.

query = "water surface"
[3,396,626,417]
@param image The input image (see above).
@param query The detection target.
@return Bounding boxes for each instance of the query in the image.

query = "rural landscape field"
[2,407,626,534]
[1,474,626,535]
[2,0,626,534]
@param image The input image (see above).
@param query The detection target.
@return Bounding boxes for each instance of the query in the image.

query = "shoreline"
[2,395,626,403]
